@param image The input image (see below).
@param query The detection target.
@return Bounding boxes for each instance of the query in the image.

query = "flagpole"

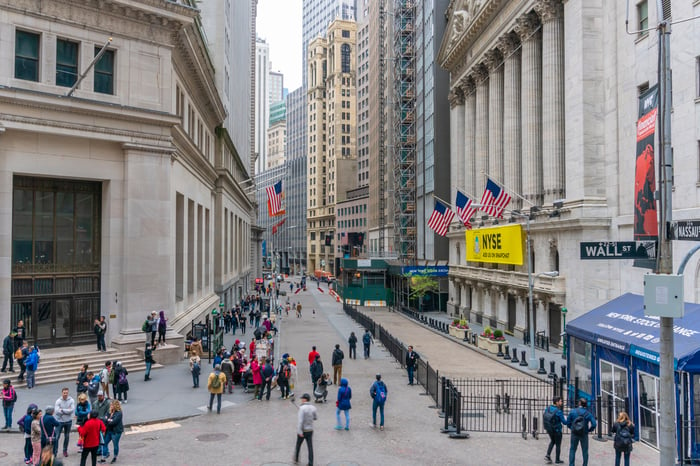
[480,170,535,207]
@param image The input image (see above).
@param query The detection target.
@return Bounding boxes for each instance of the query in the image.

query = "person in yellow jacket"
[207,364,227,414]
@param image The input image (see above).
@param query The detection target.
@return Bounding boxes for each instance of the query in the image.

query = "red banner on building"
[634,85,658,240]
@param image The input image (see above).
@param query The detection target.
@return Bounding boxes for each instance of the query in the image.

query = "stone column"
[473,64,489,196]
[0,125,10,337]
[499,32,522,210]
[515,12,543,206]
[536,0,566,203]
[449,87,466,210]
[112,144,176,350]
[485,50,504,185]
[461,77,477,197]
[515,293,529,339]
[496,289,508,328]
[536,296,549,336]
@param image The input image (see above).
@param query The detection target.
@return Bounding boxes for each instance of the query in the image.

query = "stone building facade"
[438,0,700,345]
[0,0,255,349]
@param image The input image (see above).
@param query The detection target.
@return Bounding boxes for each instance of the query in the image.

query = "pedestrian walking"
[369,374,387,430]
[405,346,419,385]
[2,332,15,372]
[25,345,39,389]
[77,411,105,466]
[21,404,38,464]
[362,330,373,359]
[331,344,344,385]
[566,398,597,466]
[294,393,317,466]
[206,364,226,414]
[543,396,567,464]
[277,360,292,399]
[143,343,154,382]
[30,408,43,466]
[335,378,352,431]
[54,388,75,457]
[1,378,17,430]
[310,356,323,395]
[348,332,357,360]
[239,312,247,334]
[296,302,302,318]
[612,411,635,466]
[259,357,274,401]
[113,362,128,404]
[190,355,201,388]
[157,311,167,345]
[103,400,123,464]
[221,356,234,394]
[40,406,59,451]
[94,317,107,352]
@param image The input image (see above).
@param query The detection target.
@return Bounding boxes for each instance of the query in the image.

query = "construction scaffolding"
[392,0,416,261]
[378,1,387,254]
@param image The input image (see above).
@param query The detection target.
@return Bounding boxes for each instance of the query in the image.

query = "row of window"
[15,30,114,95]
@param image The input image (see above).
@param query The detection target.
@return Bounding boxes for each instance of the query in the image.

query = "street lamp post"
[525,216,537,370]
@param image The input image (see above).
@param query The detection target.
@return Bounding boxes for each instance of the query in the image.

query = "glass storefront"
[600,361,628,430]
[11,176,101,347]
[638,371,660,448]
[571,337,593,396]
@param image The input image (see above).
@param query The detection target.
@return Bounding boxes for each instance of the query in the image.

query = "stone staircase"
[7,345,163,389]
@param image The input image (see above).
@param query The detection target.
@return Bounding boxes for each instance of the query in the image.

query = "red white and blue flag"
[479,178,511,218]
[266,180,285,217]
[455,190,476,229]
[427,200,455,237]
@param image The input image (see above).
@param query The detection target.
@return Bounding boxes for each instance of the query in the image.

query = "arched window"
[341,44,350,73]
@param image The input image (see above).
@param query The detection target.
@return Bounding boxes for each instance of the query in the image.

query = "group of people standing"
[3,321,40,389]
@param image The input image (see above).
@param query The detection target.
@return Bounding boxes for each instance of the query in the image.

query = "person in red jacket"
[77,411,106,466]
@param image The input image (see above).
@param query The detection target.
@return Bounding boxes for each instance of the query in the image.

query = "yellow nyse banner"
[465,224,525,265]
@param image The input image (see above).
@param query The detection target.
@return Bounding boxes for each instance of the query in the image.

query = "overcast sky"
[256,0,303,91]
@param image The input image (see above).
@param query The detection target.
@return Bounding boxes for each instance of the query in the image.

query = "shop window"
[15,30,40,81]
[56,39,79,87]
[571,337,593,396]
[638,371,660,448]
[94,47,115,94]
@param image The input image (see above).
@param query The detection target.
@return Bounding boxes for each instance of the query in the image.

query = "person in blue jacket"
[40,406,60,450]
[24,346,39,389]
[544,396,567,464]
[335,378,352,430]
[566,398,597,466]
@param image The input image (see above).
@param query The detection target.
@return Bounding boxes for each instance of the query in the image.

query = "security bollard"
[519,350,528,366]
[471,333,477,346]
[537,357,547,374]
[497,343,504,357]
[548,361,556,378]
[503,345,511,360]
[511,348,519,363]
[463,331,469,342]
[560,365,567,380]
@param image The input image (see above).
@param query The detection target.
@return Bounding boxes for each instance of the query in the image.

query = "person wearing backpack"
[113,362,128,404]
[277,360,292,399]
[207,364,226,414]
[612,411,635,466]
[335,378,352,430]
[25,345,40,389]
[1,378,17,430]
[369,373,388,430]
[362,330,373,359]
[259,357,275,401]
[100,361,111,399]
[566,398,597,466]
[543,396,567,464]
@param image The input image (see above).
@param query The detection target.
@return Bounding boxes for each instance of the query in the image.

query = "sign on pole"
[670,220,700,241]
[579,241,657,260]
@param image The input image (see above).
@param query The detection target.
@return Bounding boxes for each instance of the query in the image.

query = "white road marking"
[196,400,237,412]
[125,421,181,435]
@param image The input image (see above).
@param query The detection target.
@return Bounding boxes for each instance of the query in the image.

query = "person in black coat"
[310,355,323,394]
[405,346,420,385]
[611,411,635,466]
[40,407,60,449]
[348,332,357,360]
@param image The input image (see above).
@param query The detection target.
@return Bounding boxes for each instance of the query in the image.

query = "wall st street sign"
[580,241,657,260]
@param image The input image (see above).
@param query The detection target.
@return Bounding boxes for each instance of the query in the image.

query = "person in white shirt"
[294,393,317,465]
[53,388,75,457]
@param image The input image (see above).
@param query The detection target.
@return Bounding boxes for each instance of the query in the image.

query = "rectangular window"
[94,47,115,94]
[56,39,79,87]
[637,1,648,32]
[15,30,40,81]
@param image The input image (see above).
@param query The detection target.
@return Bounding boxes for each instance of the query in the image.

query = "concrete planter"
[477,336,504,354]
[477,335,491,351]
[449,325,469,340]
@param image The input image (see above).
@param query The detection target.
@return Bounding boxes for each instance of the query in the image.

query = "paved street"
[1,284,660,465]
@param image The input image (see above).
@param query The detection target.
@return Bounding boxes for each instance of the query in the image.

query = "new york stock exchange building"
[0,0,257,350]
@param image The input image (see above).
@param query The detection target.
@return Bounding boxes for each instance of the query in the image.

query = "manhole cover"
[328,462,360,466]
[196,433,229,442]
[120,442,146,450]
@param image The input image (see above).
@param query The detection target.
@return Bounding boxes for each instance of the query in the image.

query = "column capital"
[514,11,540,41]
[497,32,520,57]
[484,49,503,73]
[472,63,488,82]
[448,86,465,108]
[459,75,476,95]
[535,0,564,23]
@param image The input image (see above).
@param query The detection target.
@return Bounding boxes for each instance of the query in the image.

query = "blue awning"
[567,293,700,372]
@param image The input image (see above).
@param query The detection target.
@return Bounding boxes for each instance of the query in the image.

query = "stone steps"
[7,347,163,389]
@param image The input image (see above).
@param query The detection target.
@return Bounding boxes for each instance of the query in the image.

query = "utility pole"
[655,0,674,463]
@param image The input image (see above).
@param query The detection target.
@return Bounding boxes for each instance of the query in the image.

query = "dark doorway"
[507,295,516,333]
[549,303,562,346]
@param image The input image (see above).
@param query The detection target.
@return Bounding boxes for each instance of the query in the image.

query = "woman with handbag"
[102,400,123,464]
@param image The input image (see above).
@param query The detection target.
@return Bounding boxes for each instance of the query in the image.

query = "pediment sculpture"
[449,0,484,46]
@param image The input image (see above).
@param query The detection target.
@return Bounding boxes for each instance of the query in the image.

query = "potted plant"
[449,319,470,339]
[485,329,507,354]
[478,326,493,350]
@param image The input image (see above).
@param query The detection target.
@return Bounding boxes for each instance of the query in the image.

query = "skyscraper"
[255,38,270,174]
[269,70,284,105]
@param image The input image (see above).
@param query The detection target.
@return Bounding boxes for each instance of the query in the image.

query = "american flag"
[427,200,455,237]
[271,217,286,234]
[266,180,285,216]
[479,178,511,218]
[455,190,476,229]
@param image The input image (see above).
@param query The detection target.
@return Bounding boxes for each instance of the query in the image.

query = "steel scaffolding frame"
[392,0,416,261]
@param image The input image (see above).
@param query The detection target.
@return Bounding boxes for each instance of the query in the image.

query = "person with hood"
[77,411,105,466]
[54,388,75,457]
[331,344,344,385]
[22,404,38,464]
[103,400,123,464]
[25,346,40,389]
[611,411,635,466]
[221,356,234,394]
[113,362,128,404]
[1,378,16,430]
[250,355,262,400]
[310,355,324,394]
[348,332,357,360]
[206,364,226,414]
[335,378,352,430]
[143,344,154,382]
[157,311,167,345]
[277,359,292,399]
[40,406,60,450]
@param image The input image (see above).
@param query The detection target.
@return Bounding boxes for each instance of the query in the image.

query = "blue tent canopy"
[567,293,700,372]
